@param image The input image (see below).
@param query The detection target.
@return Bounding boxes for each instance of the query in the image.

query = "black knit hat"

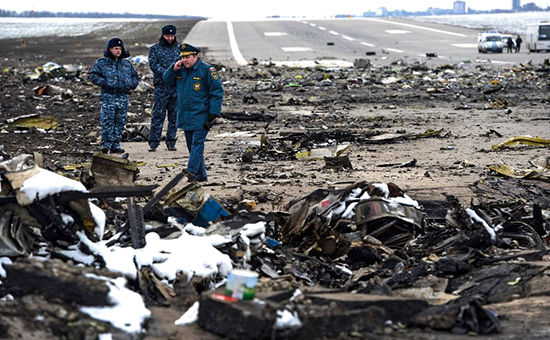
[162,25,177,35]
[107,38,124,49]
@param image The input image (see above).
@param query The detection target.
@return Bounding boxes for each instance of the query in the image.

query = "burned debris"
[1,146,549,339]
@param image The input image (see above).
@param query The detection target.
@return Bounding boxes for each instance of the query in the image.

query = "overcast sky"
[2,0,550,19]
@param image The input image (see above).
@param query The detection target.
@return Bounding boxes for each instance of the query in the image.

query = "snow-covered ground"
[0,17,161,39]
[413,12,550,34]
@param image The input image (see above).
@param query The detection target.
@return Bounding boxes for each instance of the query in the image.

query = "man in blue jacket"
[89,38,139,153]
[163,43,223,182]
[148,25,180,152]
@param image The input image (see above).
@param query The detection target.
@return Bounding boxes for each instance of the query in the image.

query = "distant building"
[376,7,388,16]
[523,2,539,10]
[512,0,521,10]
[453,1,466,14]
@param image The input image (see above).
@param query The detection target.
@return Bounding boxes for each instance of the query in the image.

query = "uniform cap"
[162,25,177,35]
[180,43,201,56]
[107,38,124,49]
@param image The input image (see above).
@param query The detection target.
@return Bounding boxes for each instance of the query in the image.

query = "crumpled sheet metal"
[355,199,426,248]
[33,84,73,101]
[488,159,550,181]
[295,144,352,161]
[0,210,34,256]
[6,114,58,131]
[0,154,101,247]
[492,136,550,150]
[280,181,425,254]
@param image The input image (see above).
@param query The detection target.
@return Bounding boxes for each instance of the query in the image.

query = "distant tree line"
[0,9,203,19]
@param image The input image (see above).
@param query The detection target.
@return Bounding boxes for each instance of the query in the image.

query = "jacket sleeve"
[163,65,178,88]
[148,46,164,77]
[129,64,139,90]
[88,60,106,87]
[206,69,224,116]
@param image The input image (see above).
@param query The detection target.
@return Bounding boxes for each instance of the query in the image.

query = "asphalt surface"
[185,18,549,67]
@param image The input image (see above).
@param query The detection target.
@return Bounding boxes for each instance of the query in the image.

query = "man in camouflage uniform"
[163,43,223,182]
[148,25,180,152]
[89,38,139,153]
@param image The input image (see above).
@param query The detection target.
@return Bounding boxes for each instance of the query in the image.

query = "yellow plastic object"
[492,136,550,150]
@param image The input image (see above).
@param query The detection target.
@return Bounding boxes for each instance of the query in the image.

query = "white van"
[526,22,550,52]
[478,32,504,53]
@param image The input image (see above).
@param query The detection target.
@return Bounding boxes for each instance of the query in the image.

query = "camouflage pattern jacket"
[149,37,180,87]
[89,47,139,95]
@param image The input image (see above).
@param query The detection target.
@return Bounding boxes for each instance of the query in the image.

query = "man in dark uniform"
[163,43,223,182]
[148,25,180,152]
[515,35,523,53]
[506,37,514,53]
[89,38,139,153]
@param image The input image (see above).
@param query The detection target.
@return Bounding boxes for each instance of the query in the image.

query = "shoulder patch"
[209,66,216,72]
[211,71,219,80]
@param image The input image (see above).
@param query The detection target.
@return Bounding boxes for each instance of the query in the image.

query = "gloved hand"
[203,114,218,130]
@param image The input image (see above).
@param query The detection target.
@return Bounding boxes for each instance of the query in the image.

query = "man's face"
[110,46,122,58]
[163,34,175,44]
[181,54,198,69]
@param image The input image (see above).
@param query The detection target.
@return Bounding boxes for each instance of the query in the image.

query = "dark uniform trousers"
[148,86,177,149]
[100,93,128,150]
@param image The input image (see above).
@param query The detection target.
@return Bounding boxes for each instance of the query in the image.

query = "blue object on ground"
[192,197,230,227]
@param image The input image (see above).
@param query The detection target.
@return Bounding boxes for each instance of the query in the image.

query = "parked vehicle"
[526,22,550,52]
[478,31,503,53]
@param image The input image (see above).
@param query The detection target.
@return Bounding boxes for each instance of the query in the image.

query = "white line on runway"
[363,18,467,37]
[329,31,339,35]
[310,23,316,27]
[452,43,478,48]
[226,21,248,66]
[417,54,448,58]
[264,32,288,36]
[319,27,326,30]
[385,48,404,53]
[282,47,314,52]
[386,30,411,34]
[361,42,376,47]
[484,60,514,64]
[342,35,355,41]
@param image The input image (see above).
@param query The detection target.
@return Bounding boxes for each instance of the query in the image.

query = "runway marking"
[361,42,376,47]
[226,21,248,66]
[417,53,448,58]
[385,48,404,53]
[310,23,317,27]
[363,18,467,37]
[282,47,314,52]
[319,27,327,30]
[452,43,478,48]
[329,31,339,35]
[264,32,288,36]
[483,60,514,64]
[386,30,411,34]
[342,35,355,41]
